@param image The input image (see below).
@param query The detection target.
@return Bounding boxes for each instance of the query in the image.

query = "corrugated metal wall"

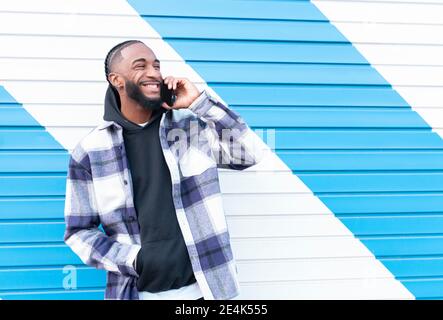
[0,0,442,299]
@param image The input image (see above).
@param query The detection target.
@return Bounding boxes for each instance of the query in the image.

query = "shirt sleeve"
[188,90,267,170]
[63,150,141,277]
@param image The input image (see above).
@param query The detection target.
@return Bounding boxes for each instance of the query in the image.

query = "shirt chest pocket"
[92,173,128,214]
[167,122,216,177]
[88,148,129,214]
[178,146,216,177]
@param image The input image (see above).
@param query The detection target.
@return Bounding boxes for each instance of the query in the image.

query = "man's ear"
[108,72,124,90]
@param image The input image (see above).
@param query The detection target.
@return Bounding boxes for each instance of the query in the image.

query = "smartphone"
[160,80,176,107]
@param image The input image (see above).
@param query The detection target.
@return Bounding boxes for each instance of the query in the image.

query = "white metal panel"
[313,0,443,24]
[0,58,198,82]
[237,278,412,300]
[333,23,443,45]
[231,237,378,259]
[357,44,443,66]
[237,257,394,282]
[227,215,354,237]
[0,12,154,37]
[0,0,140,15]
[223,194,332,215]
[374,66,443,86]
[219,170,312,194]
[0,35,177,59]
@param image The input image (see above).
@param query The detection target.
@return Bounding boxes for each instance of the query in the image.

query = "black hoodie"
[103,85,196,292]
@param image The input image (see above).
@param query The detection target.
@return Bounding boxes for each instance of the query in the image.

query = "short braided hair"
[104,40,143,85]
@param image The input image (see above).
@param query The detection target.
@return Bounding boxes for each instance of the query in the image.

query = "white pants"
[138,281,203,300]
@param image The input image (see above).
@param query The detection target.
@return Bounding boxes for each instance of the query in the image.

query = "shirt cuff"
[127,244,141,276]
[188,90,206,112]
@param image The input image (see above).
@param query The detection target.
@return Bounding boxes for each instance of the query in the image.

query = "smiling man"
[63,40,263,300]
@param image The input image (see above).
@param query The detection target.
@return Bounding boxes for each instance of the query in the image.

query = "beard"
[125,79,162,111]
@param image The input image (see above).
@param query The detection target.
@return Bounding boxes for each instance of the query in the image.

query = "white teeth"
[142,83,159,89]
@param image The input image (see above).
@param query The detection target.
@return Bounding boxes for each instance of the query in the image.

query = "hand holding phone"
[161,76,200,110]
[160,80,176,107]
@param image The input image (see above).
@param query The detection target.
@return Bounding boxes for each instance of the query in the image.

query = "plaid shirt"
[63,90,263,300]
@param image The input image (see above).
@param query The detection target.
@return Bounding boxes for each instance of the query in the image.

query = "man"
[63,40,263,300]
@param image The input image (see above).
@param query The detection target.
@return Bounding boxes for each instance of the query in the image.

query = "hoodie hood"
[103,85,166,131]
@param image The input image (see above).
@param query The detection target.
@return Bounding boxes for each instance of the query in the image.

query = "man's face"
[114,43,163,110]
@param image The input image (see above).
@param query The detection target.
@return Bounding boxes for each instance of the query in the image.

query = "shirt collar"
[98,120,120,131]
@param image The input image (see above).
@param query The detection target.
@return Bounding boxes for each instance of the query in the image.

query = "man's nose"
[144,66,161,78]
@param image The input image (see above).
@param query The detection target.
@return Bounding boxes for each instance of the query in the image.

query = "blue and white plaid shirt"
[63,90,263,300]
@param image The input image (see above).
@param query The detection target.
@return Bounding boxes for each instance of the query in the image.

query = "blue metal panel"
[362,237,443,257]
[240,108,429,127]
[300,173,443,193]
[0,108,41,126]
[0,175,66,196]
[211,84,409,107]
[341,216,443,236]
[0,267,105,290]
[402,280,443,299]
[0,151,69,172]
[273,131,443,149]
[145,18,348,42]
[383,258,443,278]
[129,0,326,21]
[279,151,443,170]
[0,289,105,300]
[325,194,443,214]
[0,87,17,103]
[194,63,388,84]
[0,222,65,243]
[0,130,65,150]
[0,245,82,267]
[0,198,64,220]
[168,41,367,63]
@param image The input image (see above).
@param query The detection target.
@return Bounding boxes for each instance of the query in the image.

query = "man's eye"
[154,65,160,69]
[135,65,144,69]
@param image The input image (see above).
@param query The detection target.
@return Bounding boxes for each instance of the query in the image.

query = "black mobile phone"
[160,80,176,107]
